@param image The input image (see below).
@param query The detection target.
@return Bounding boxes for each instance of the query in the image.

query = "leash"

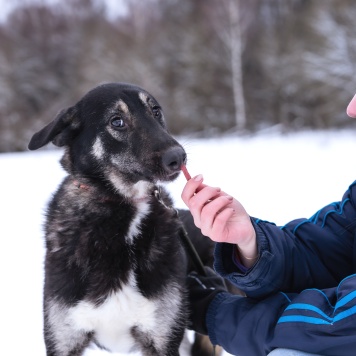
[178,225,207,276]
[153,187,207,277]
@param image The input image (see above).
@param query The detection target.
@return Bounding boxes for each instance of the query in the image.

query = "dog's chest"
[47,184,184,352]
[67,273,174,353]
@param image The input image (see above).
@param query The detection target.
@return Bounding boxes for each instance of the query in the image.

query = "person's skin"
[182,94,356,268]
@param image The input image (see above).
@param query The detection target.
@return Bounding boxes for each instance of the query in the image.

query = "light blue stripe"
[278,316,329,325]
[285,288,356,314]
[335,290,356,309]
[334,305,356,322]
[278,304,356,325]
[285,303,332,321]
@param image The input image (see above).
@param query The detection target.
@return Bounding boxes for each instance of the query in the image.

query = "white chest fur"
[58,273,182,354]
[69,276,155,353]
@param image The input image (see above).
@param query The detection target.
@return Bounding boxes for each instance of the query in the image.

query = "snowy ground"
[2,129,356,356]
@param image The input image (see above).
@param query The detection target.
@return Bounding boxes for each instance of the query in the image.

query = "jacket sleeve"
[206,291,290,356]
[206,274,356,356]
[214,181,356,298]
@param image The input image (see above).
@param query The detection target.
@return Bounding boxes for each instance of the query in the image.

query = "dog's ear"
[28,106,79,150]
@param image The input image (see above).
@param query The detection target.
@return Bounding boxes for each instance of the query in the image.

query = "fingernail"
[194,174,203,181]
[227,196,233,201]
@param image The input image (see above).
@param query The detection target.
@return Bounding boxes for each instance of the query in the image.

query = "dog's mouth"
[161,170,181,182]
[132,168,181,184]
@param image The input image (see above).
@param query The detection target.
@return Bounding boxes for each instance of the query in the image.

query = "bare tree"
[205,0,249,130]
[1,0,356,152]
[228,0,246,129]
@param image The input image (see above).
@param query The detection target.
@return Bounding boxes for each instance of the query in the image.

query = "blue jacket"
[208,181,356,356]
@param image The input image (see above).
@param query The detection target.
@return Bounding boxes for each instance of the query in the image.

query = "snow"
[2,129,356,355]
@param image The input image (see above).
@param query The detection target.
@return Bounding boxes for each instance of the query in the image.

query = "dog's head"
[28,83,186,197]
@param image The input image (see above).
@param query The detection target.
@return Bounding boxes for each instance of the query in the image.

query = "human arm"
[187,266,291,355]
[188,267,356,355]
[214,182,356,297]
[182,175,356,297]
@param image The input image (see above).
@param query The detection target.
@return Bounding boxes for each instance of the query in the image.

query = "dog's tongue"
[346,94,356,118]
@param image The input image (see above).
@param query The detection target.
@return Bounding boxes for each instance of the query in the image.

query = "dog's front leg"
[44,328,92,356]
[43,300,93,356]
[131,326,181,356]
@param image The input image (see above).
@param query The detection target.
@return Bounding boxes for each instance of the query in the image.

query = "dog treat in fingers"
[181,164,191,181]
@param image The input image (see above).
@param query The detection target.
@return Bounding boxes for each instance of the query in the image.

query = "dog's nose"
[162,146,186,173]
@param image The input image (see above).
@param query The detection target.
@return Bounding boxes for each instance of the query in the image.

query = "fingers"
[199,196,234,235]
[181,174,205,204]
[181,174,218,204]
[210,203,235,231]
[181,174,257,248]
[181,174,235,234]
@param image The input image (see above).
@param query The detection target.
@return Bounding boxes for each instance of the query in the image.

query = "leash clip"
[153,187,178,216]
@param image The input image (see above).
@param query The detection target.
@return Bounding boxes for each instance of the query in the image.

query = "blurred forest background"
[1,0,356,152]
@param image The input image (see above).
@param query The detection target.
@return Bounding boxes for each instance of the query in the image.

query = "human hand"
[181,174,258,266]
[186,266,229,335]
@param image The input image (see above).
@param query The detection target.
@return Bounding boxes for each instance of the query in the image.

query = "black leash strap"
[154,187,207,277]
[178,225,207,276]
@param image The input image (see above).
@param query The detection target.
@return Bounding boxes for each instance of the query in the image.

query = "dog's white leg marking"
[46,300,88,354]
[154,283,185,347]
[92,137,105,159]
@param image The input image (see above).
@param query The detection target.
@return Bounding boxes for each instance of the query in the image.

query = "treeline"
[1,0,356,152]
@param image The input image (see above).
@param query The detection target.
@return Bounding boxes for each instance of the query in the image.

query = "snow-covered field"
[2,129,356,356]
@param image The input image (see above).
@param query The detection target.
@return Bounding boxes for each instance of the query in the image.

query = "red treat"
[181,164,191,181]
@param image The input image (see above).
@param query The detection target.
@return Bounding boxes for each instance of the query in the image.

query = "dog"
[28,82,218,356]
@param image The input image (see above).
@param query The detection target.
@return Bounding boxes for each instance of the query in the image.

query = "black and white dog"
[28,83,216,356]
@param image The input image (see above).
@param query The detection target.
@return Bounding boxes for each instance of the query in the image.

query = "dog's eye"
[111,118,125,129]
[152,106,162,119]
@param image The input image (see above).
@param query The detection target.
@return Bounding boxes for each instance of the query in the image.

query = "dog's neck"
[72,178,164,206]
